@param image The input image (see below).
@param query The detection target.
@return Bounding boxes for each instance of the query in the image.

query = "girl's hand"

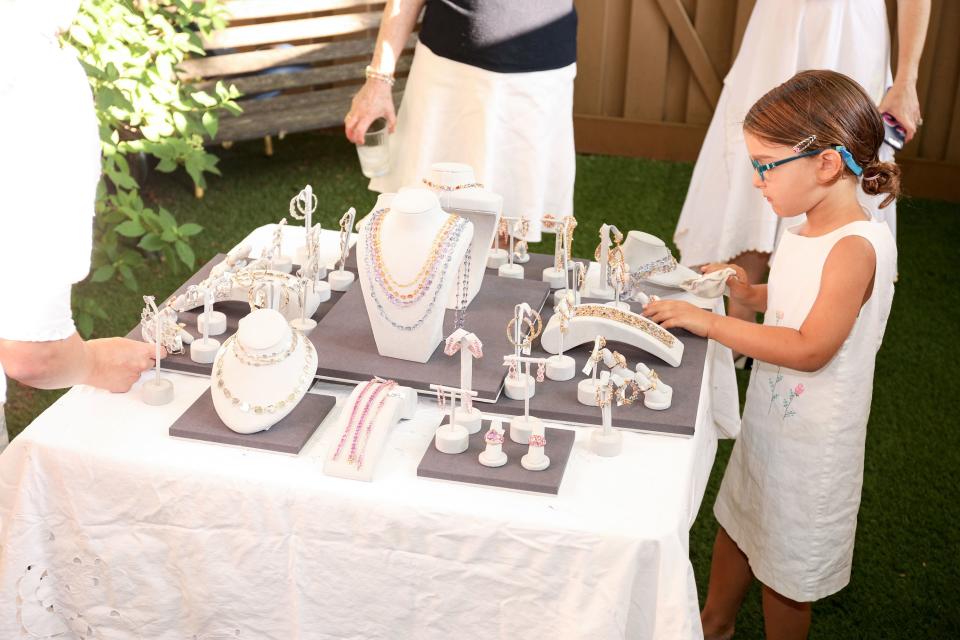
[701,262,752,302]
[344,80,396,145]
[642,300,717,337]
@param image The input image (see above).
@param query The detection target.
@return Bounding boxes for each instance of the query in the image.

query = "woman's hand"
[344,80,396,145]
[83,337,164,393]
[700,262,752,302]
[642,300,718,338]
[878,82,922,142]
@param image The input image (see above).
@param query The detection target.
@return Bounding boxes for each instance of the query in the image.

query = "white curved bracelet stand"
[323,381,418,481]
[211,309,316,434]
[357,189,474,363]
[422,163,502,306]
[590,371,623,457]
[541,304,684,367]
[432,384,476,455]
[328,207,357,291]
[478,418,508,468]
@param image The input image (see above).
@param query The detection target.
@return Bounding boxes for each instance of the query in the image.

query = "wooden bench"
[178,0,416,194]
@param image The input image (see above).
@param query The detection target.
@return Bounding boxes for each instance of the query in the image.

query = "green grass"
[5,132,959,637]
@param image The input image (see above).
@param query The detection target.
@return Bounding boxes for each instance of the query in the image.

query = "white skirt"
[369,41,576,243]
[673,0,895,267]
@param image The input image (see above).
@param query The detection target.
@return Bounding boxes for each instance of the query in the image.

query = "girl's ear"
[816,149,845,184]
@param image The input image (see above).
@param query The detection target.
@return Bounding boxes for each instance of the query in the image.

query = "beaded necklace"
[214,332,316,415]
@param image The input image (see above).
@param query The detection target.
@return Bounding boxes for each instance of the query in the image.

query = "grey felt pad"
[417,420,575,495]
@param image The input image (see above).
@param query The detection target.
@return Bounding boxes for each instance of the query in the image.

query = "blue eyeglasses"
[751,145,863,181]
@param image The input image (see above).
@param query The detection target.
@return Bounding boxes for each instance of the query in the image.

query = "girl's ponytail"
[861,160,901,209]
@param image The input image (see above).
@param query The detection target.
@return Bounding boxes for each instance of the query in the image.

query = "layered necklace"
[214,330,317,415]
[333,377,399,469]
[363,208,472,332]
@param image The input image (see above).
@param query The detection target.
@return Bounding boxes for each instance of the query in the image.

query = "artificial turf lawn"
[5,132,959,637]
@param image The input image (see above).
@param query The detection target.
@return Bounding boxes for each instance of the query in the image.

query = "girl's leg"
[761,585,811,640]
[728,250,769,323]
[701,527,754,640]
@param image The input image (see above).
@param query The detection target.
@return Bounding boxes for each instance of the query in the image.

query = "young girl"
[644,70,899,639]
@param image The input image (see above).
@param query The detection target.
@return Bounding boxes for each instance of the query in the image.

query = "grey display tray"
[417,420,575,495]
[169,389,336,454]
[310,275,550,402]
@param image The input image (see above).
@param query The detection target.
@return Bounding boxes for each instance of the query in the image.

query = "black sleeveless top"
[418,0,577,73]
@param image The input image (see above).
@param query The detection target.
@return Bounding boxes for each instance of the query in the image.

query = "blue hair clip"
[834,146,863,176]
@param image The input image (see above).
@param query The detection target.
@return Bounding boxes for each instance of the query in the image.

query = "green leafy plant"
[61,0,241,335]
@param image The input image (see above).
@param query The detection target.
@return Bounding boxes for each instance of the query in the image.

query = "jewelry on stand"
[443,328,484,433]
[289,185,318,268]
[231,329,297,366]
[635,362,673,410]
[590,371,623,457]
[479,418,508,468]
[452,246,472,331]
[190,288,222,364]
[503,354,548,445]
[329,207,357,291]
[545,292,576,381]
[521,423,550,471]
[333,377,399,467]
[431,383,475,455]
[263,218,293,273]
[543,215,576,289]
[513,218,531,264]
[577,335,608,406]
[591,223,623,298]
[497,216,525,279]
[605,243,631,311]
[363,208,471,332]
[487,217,509,269]
[421,178,484,192]
[214,331,316,415]
[140,295,175,405]
[573,304,676,348]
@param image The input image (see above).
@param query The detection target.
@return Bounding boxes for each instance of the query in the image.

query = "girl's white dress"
[713,219,896,602]
[673,0,895,267]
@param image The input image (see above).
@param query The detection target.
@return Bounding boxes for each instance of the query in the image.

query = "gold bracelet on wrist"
[365,65,395,87]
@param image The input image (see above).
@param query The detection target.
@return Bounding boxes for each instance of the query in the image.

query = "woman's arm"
[878,0,931,142]
[645,236,877,372]
[344,0,426,144]
[0,334,161,393]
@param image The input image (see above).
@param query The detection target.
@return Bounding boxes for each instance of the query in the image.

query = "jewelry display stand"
[487,217,509,269]
[211,309,317,434]
[195,285,227,336]
[503,303,541,400]
[357,189,474,363]
[290,269,318,335]
[141,296,175,405]
[636,363,673,410]
[590,224,621,299]
[542,303,684,367]
[418,419,575,494]
[545,293,576,381]
[265,219,293,274]
[497,217,525,279]
[422,163,502,306]
[444,329,484,433]
[328,207,357,292]
[621,230,698,289]
[503,355,547,445]
[542,216,576,289]
[605,249,631,312]
[290,185,322,274]
[432,384,476,454]
[577,336,607,406]
[478,418,508,468]
[324,378,417,481]
[520,420,550,471]
[190,290,221,364]
[590,372,623,457]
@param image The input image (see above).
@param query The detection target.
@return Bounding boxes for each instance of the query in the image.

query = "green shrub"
[62,0,241,335]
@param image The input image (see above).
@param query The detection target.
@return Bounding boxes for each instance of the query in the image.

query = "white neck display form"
[211,309,314,434]
[424,162,503,306]
[357,188,474,363]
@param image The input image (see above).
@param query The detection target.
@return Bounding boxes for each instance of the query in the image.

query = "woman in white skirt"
[674,0,928,324]
[344,0,577,244]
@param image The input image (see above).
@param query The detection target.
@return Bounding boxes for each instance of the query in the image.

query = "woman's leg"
[727,250,770,323]
[701,527,754,640]
[761,585,811,640]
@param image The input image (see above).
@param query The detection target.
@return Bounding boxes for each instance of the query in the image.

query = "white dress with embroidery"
[713,220,896,602]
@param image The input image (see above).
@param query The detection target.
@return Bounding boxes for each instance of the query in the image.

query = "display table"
[0,225,740,640]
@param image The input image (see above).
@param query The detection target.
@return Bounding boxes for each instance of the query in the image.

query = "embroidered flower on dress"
[794,383,805,396]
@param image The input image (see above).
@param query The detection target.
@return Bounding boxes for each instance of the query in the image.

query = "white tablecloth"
[0,226,740,640]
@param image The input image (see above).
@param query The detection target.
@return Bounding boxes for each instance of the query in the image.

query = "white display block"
[328,270,355,292]
[454,406,483,434]
[142,378,174,406]
[189,338,220,364]
[509,415,542,445]
[197,311,227,337]
[486,248,508,269]
[545,354,576,381]
[503,373,536,400]
[577,378,601,406]
[542,266,567,289]
[498,263,524,279]
[435,423,470,454]
[290,317,317,334]
[590,428,623,457]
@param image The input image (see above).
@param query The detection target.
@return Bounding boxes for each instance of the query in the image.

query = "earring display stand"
[417,419,575,494]
[497,217,524,279]
[503,354,548,445]
[503,303,540,400]
[590,223,618,299]
[545,293,576,381]
[190,290,221,364]
[590,371,623,457]
[542,216,575,289]
[444,328,484,433]
[289,185,319,269]
[141,296,175,405]
[329,207,357,292]
[432,384,477,454]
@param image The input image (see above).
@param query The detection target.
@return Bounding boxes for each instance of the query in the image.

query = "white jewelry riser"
[486,248,508,269]
[644,385,673,410]
[577,378,601,406]
[323,383,418,482]
[189,337,220,364]
[357,189,475,363]
[590,427,623,457]
[270,255,293,274]
[454,405,483,434]
[328,269,355,291]
[210,311,314,435]
[541,311,684,367]
[197,311,227,336]
[503,372,536,400]
[545,354,576,381]
[513,251,531,265]
[308,281,332,304]
[142,377,174,405]
[542,266,567,289]
[553,288,580,307]
[478,442,508,468]
[510,415,542,446]
[289,317,317,334]
[621,230,699,289]
[435,422,470,454]
[294,246,328,279]
[498,263,524,279]
[521,446,550,471]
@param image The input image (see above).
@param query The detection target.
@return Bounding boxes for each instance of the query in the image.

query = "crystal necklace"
[214,331,316,414]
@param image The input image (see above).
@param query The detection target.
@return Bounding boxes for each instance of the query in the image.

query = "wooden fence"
[573,0,960,202]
